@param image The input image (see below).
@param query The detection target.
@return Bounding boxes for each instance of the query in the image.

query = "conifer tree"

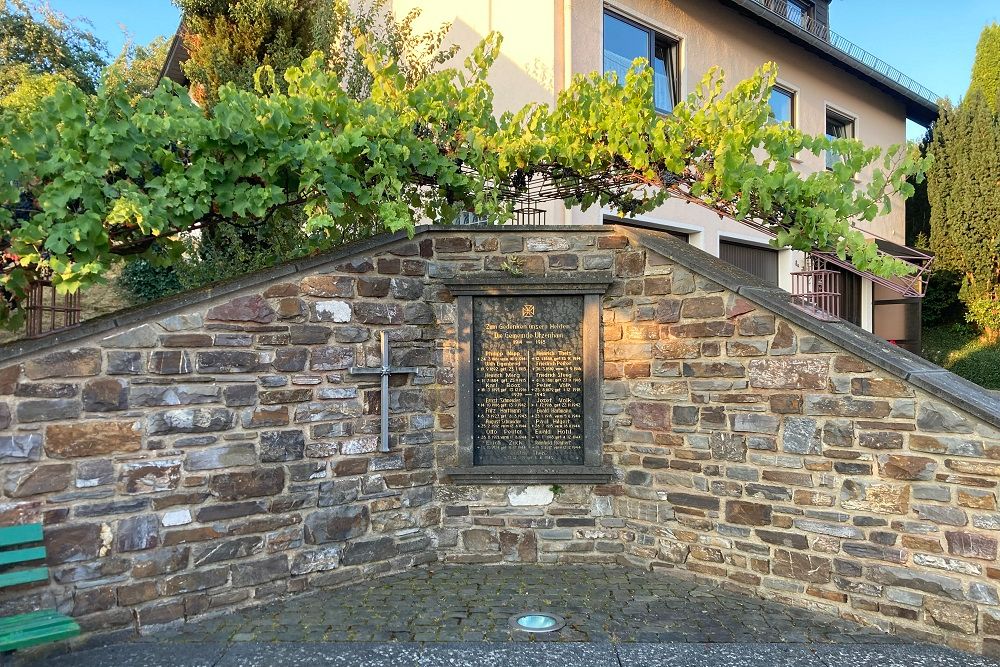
[969,23,1000,111]
[928,90,1000,338]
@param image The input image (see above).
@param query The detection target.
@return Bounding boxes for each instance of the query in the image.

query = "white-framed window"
[825,108,856,170]
[768,85,795,126]
[603,9,680,113]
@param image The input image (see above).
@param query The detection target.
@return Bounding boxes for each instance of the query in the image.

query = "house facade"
[392,0,938,351]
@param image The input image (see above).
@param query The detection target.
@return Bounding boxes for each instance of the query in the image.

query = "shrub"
[921,269,965,326]
[966,296,1000,340]
[116,259,182,303]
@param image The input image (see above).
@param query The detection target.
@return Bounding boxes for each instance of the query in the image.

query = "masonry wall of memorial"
[2,224,1000,655]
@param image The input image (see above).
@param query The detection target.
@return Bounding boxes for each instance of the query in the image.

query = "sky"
[48,0,1000,140]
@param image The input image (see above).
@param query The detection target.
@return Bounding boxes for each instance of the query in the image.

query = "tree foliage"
[0,0,107,95]
[0,34,928,330]
[969,23,1000,112]
[176,0,457,107]
[103,35,173,104]
[904,127,931,248]
[928,90,1000,337]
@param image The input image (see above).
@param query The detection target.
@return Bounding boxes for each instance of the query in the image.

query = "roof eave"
[717,0,939,126]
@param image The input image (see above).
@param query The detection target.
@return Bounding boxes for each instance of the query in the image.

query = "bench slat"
[0,612,79,652]
[0,610,64,633]
[0,524,42,548]
[0,546,46,567]
[0,566,48,589]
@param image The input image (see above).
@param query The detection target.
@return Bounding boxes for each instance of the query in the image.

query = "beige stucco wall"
[394,0,909,245]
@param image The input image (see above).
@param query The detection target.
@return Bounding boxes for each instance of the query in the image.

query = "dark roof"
[157,30,189,86]
[0,222,995,430]
[717,0,939,125]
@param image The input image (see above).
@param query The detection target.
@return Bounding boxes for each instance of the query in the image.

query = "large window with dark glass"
[603,11,679,113]
[768,86,795,126]
[825,109,855,169]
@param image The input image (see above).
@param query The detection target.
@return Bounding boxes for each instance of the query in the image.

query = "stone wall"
[2,224,1000,655]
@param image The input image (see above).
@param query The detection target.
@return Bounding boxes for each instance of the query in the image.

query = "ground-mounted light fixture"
[508,611,566,633]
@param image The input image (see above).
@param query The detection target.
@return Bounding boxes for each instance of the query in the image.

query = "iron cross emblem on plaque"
[349,331,417,452]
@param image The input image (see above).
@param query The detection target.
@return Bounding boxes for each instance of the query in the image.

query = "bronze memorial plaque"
[472,295,585,466]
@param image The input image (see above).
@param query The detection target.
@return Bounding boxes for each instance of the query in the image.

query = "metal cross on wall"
[349,331,417,452]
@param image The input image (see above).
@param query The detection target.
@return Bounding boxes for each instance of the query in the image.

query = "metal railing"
[747,0,939,104]
[790,255,841,321]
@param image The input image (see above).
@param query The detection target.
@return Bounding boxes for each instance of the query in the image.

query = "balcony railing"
[747,0,939,105]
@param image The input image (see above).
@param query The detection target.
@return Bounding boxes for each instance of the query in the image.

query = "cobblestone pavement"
[149,565,897,644]
[34,565,1000,667]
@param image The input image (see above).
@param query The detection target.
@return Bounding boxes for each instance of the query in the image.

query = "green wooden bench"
[0,523,79,661]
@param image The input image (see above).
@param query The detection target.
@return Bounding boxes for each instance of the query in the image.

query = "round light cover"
[509,611,565,633]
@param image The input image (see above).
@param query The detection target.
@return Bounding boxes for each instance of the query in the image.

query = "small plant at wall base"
[0,33,928,330]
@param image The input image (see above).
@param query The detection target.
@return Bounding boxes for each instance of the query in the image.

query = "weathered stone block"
[5,463,72,497]
[289,324,331,345]
[314,300,352,322]
[353,302,402,324]
[14,382,77,398]
[82,378,128,411]
[148,408,233,434]
[24,348,101,380]
[709,432,747,462]
[878,454,936,481]
[99,324,160,348]
[76,459,114,488]
[910,435,984,457]
[925,598,978,634]
[670,321,734,338]
[209,468,284,500]
[748,358,828,390]
[16,399,80,422]
[46,421,141,458]
[917,401,974,434]
[0,434,42,463]
[782,418,819,455]
[756,530,808,550]
[913,503,967,527]
[295,402,360,424]
[772,549,831,583]
[301,275,354,297]
[681,296,724,319]
[291,546,342,575]
[732,413,779,434]
[260,430,305,462]
[206,295,275,323]
[130,384,221,407]
[310,346,354,371]
[859,431,904,450]
[273,348,308,373]
[304,505,370,544]
[840,480,909,515]
[666,493,719,511]
[196,351,267,374]
[945,531,997,560]
[627,402,671,431]
[869,565,964,600]
[738,314,776,336]
[193,536,264,566]
[120,460,181,494]
[184,443,256,471]
[163,567,229,596]
[726,500,772,526]
[116,515,159,552]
